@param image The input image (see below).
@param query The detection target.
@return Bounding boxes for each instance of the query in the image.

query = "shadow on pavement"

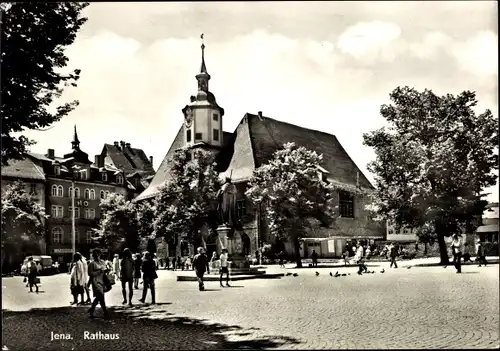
[2,306,300,350]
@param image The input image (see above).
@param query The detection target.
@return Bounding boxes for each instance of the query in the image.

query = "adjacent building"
[99,140,155,198]
[386,220,418,243]
[134,41,384,258]
[2,127,154,264]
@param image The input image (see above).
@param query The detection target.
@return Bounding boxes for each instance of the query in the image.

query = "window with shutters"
[339,191,354,218]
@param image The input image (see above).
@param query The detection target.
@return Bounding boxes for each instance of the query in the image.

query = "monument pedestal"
[216,225,250,270]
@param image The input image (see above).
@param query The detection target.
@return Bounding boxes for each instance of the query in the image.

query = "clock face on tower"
[184,107,193,127]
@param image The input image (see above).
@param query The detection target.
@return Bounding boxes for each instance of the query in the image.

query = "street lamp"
[71,165,81,256]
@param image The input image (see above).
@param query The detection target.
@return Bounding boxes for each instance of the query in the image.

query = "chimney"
[149,156,153,165]
[125,143,131,150]
[47,149,55,159]
[113,141,120,150]
[94,155,100,165]
[190,95,196,102]
[257,111,263,120]
[120,141,126,150]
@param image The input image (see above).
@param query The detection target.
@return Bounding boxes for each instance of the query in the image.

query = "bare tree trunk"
[294,238,302,268]
[424,242,428,255]
[437,233,450,265]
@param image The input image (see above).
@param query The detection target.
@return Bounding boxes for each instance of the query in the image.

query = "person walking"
[451,234,462,273]
[81,255,91,304]
[120,248,134,306]
[278,251,285,268]
[193,247,210,291]
[139,252,157,304]
[88,249,110,319]
[476,240,488,267]
[177,256,182,270]
[171,256,176,271]
[133,253,142,289]
[389,243,398,268]
[112,254,120,280]
[210,251,218,270]
[70,253,85,305]
[219,249,230,287]
[311,249,319,268]
[27,257,39,293]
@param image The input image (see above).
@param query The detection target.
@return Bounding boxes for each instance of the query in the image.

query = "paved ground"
[2,261,499,350]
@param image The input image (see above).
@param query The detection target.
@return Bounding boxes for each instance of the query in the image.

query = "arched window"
[116,175,123,184]
[74,187,80,199]
[100,190,105,199]
[105,191,110,199]
[84,189,90,200]
[57,185,63,197]
[90,189,96,200]
[52,227,63,244]
[69,186,73,198]
[51,185,58,197]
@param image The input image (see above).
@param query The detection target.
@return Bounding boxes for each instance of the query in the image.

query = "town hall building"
[134,40,384,259]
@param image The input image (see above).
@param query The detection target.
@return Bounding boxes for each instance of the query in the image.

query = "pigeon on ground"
[293,273,298,277]
[341,273,347,276]
[330,272,333,277]
[286,272,292,276]
[315,271,320,276]
[381,269,385,273]
[348,273,351,276]
[334,271,340,277]
[371,271,375,274]
[407,266,412,269]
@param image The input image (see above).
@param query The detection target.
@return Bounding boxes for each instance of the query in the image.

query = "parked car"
[22,255,55,275]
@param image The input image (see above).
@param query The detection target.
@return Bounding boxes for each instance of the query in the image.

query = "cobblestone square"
[3,263,499,350]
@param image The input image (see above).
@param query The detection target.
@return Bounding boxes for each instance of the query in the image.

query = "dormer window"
[116,174,123,184]
[80,170,88,180]
[54,165,60,175]
[213,113,219,121]
[102,172,107,182]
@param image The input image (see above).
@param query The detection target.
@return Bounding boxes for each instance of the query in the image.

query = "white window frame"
[74,187,80,199]
[105,191,110,199]
[51,185,58,197]
[54,165,60,175]
[100,190,105,199]
[57,185,63,197]
[90,189,96,200]
[84,208,89,219]
[69,207,80,219]
[51,205,58,218]
[80,169,88,180]
[102,172,107,182]
[90,208,95,219]
[116,175,123,184]
[84,189,90,200]
[52,227,62,244]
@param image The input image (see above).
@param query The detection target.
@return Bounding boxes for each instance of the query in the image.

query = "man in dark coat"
[192,247,210,291]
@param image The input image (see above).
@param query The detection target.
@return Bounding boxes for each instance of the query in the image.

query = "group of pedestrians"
[449,235,488,273]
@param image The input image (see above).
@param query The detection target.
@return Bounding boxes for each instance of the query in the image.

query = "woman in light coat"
[88,249,110,319]
[81,254,91,304]
[70,253,86,305]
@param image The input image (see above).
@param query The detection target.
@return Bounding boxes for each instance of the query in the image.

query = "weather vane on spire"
[201,33,205,49]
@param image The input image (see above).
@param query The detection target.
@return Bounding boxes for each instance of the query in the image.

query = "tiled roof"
[103,144,155,175]
[133,126,185,202]
[223,113,374,189]
[2,157,46,181]
[135,113,374,201]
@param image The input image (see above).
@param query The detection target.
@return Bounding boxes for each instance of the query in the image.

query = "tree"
[1,181,48,271]
[96,193,140,253]
[363,87,498,265]
[153,148,221,254]
[246,142,358,268]
[1,2,89,165]
[137,201,155,238]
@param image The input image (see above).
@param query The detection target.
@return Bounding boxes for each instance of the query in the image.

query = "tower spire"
[71,125,80,150]
[200,33,207,74]
[196,33,210,92]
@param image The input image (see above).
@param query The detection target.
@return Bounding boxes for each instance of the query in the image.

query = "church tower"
[182,34,225,152]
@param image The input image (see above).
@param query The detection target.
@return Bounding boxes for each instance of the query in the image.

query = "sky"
[21,1,498,202]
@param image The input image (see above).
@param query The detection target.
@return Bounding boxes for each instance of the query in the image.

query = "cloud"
[450,30,498,76]
[337,21,402,62]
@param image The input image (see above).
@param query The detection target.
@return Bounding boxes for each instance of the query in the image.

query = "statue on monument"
[216,176,238,228]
